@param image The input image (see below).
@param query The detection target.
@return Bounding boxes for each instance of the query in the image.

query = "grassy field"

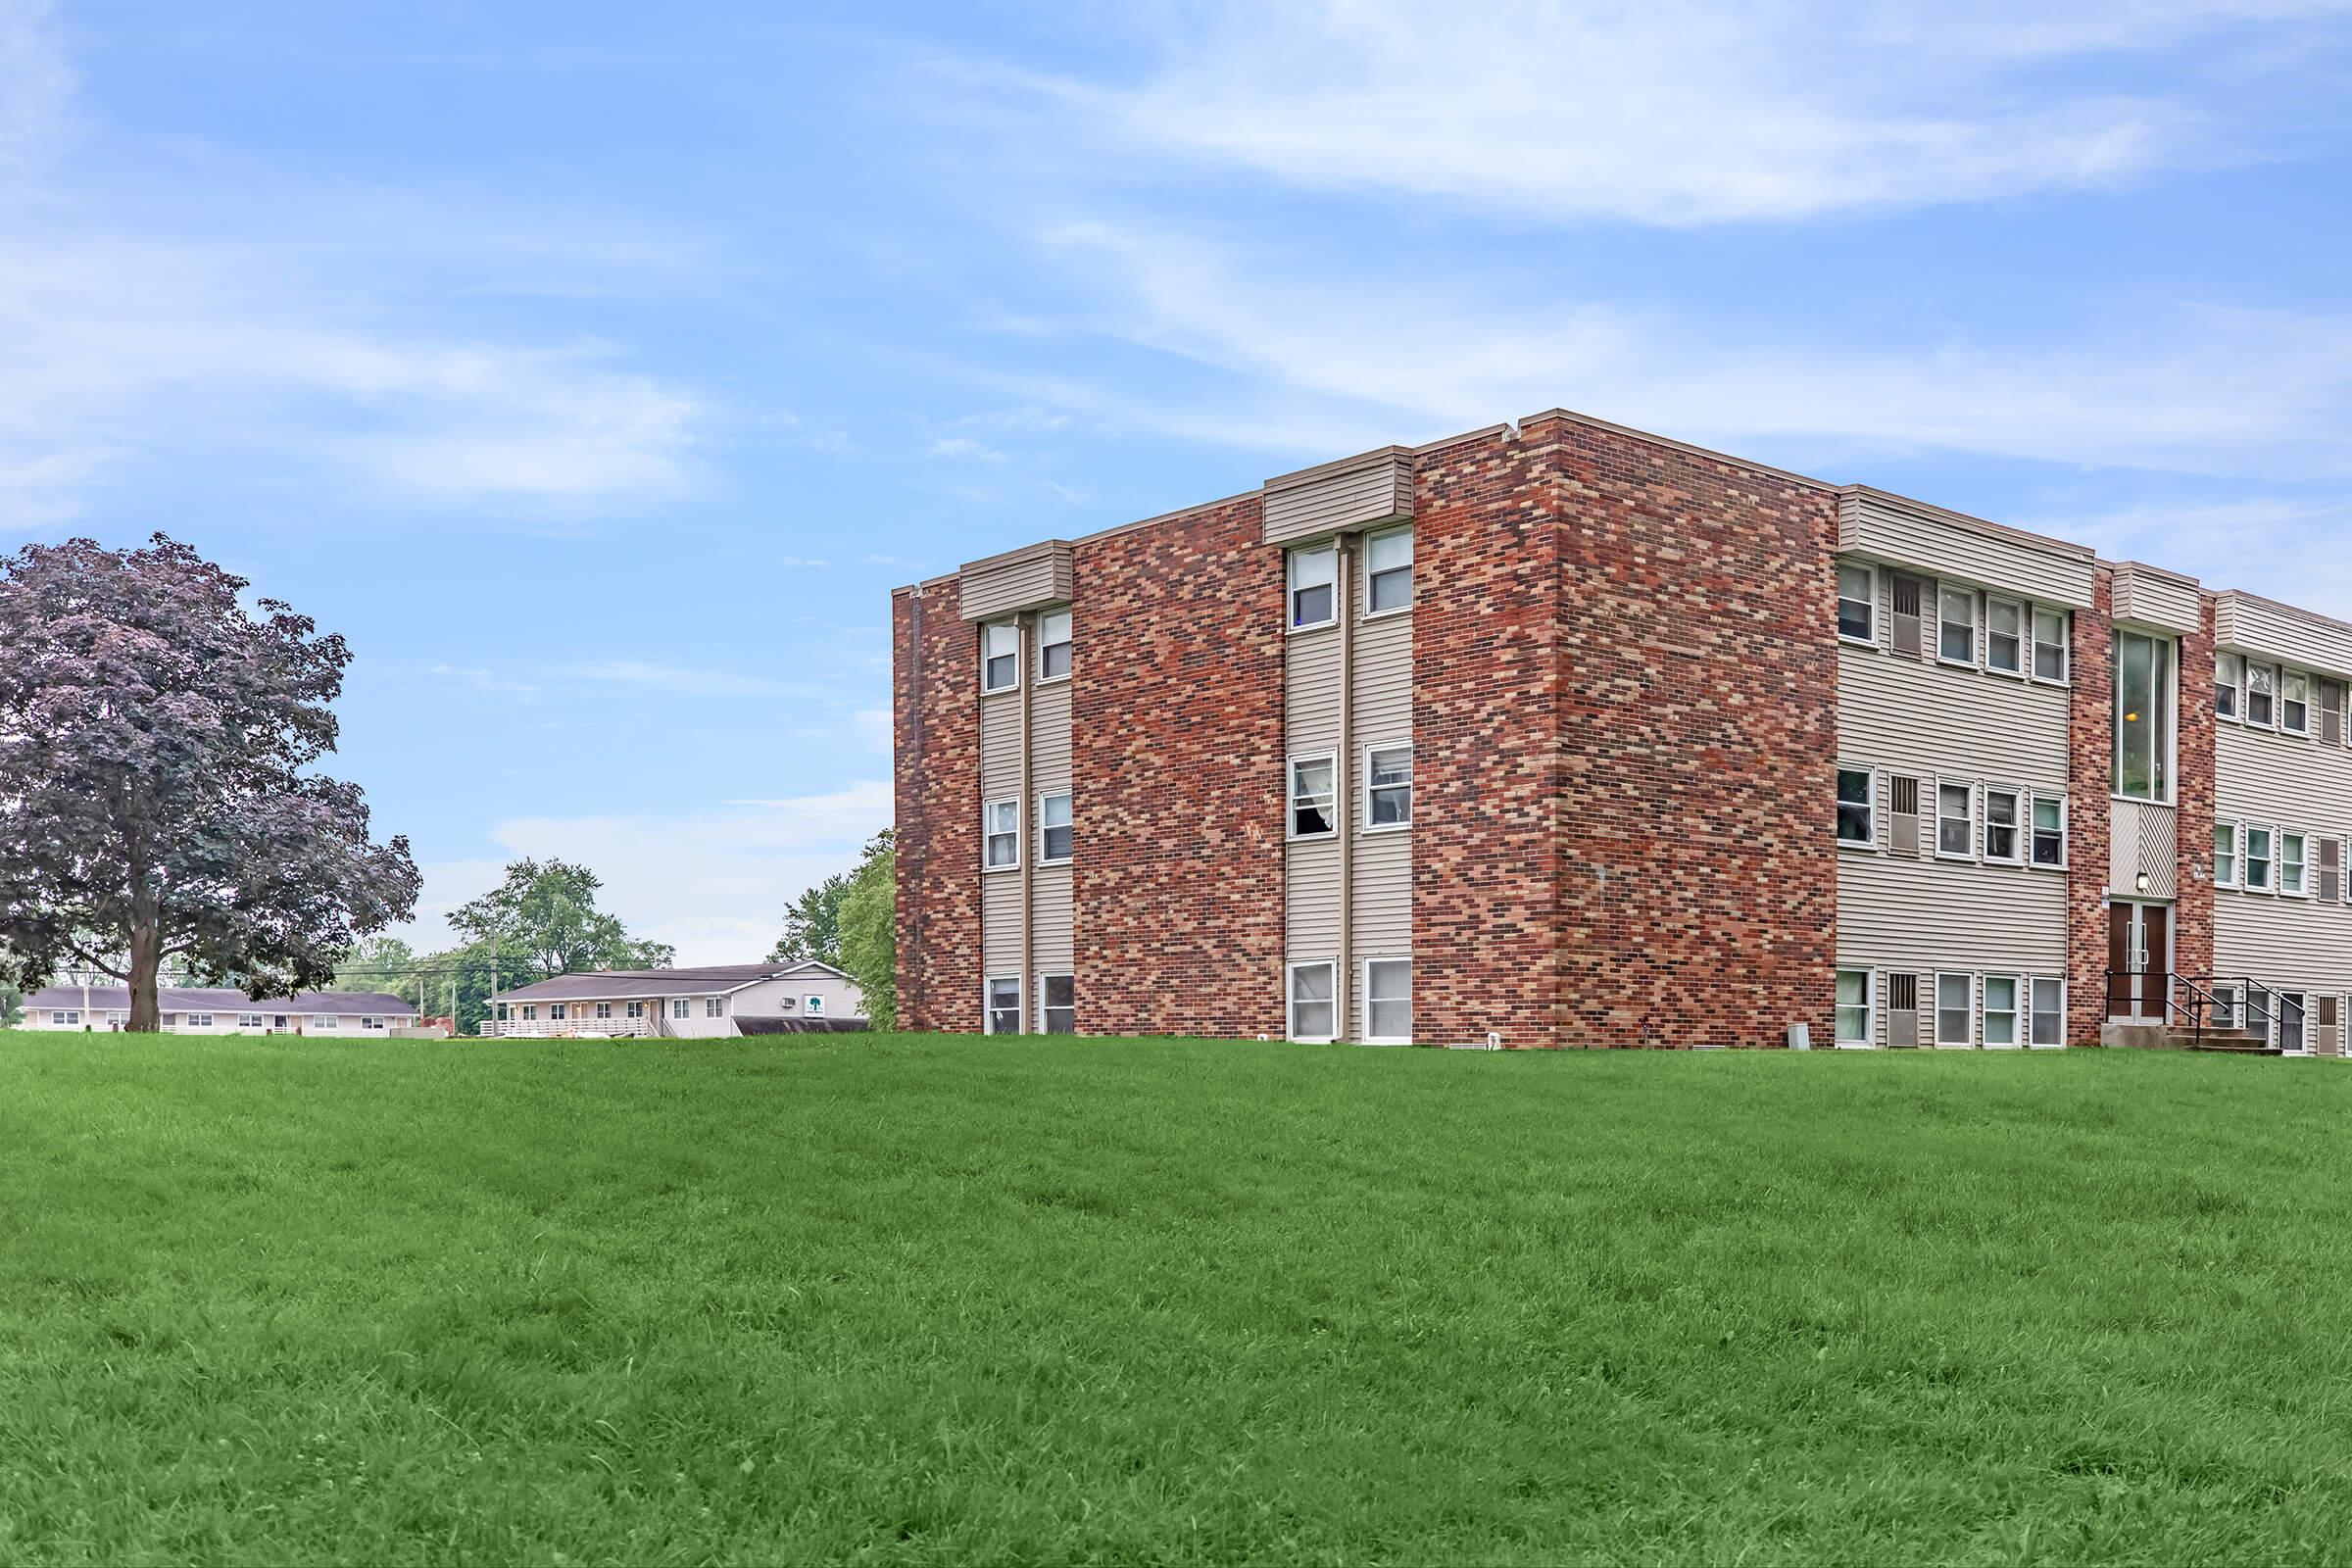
[5,1035,2352,1565]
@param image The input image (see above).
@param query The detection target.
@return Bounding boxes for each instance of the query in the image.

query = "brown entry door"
[2108,904,2169,1019]
[2107,905,2134,1016]
[2139,906,2170,1019]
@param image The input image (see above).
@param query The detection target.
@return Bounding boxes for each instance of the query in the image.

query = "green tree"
[0,981,21,1028]
[334,934,419,1004]
[768,873,852,964]
[449,859,673,982]
[836,831,895,1030]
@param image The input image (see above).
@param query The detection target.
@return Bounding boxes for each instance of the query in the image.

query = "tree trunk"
[126,925,162,1034]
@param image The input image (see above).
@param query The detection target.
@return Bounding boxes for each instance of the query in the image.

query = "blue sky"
[5,1,2349,960]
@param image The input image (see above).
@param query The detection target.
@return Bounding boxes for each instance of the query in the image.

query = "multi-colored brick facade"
[895,406,2338,1050]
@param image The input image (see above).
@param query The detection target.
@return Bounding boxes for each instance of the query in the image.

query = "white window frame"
[2029,792,2068,869]
[1288,544,1338,632]
[1287,959,1338,1043]
[2282,830,2309,897]
[1984,596,2025,676]
[2278,990,2311,1054]
[520,1004,537,1021]
[595,1002,613,1020]
[1038,973,1073,1034]
[1936,584,1977,666]
[1363,743,1412,832]
[625,1001,645,1019]
[1038,790,1074,865]
[2214,820,2238,888]
[189,1012,216,1028]
[1836,562,1876,647]
[1935,778,1976,861]
[1036,608,1072,684]
[983,797,1020,871]
[1981,974,2023,1050]
[1288,752,1339,840]
[51,1009,76,1025]
[984,975,1022,1036]
[2244,823,2276,892]
[981,620,1021,695]
[361,1015,383,1030]
[2283,667,2311,736]
[1982,783,2025,865]
[1363,525,1413,617]
[1836,763,1877,849]
[2031,606,2070,684]
[2216,651,2242,720]
[1835,967,1876,1049]
[238,1012,264,1029]
[706,997,725,1017]
[2029,977,2066,1049]
[2112,629,2178,804]
[1934,972,1975,1049]
[671,999,691,1019]
[1362,956,1412,1045]
[2245,661,2278,729]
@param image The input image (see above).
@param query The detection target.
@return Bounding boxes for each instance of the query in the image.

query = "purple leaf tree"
[0,534,420,1032]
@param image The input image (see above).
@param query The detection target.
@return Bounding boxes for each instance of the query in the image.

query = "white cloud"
[996,0,2351,225]
[541,660,827,700]
[400,782,892,965]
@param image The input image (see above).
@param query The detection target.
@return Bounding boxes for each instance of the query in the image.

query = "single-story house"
[482,960,864,1039]
[18,987,417,1035]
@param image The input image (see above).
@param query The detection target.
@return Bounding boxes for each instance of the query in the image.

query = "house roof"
[491,962,846,1004]
[24,987,412,1013]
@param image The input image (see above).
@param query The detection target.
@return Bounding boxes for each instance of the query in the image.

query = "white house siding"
[1836,612,2072,1047]
[2215,722,2352,1011]
[721,974,868,1022]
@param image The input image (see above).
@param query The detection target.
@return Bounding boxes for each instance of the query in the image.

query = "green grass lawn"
[6,1035,2352,1566]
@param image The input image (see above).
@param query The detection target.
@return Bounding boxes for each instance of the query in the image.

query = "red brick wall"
[893,584,981,1032]
[1068,499,1288,1038]
[2065,569,2117,1045]
[2174,596,2219,983]
[1544,418,1839,1048]
[1411,426,1568,1048]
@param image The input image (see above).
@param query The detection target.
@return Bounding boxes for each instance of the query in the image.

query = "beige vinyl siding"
[2110,564,2202,635]
[2216,722,2352,997]
[1839,847,2068,974]
[1287,612,1346,973]
[983,874,1024,972]
[1287,625,1344,752]
[1288,839,1343,954]
[1261,450,1413,547]
[2109,799,2180,899]
[1032,864,1074,971]
[1353,608,1411,741]
[2216,592,2352,678]
[1030,682,1072,792]
[1838,491,2096,609]
[958,542,1072,620]
[1353,831,1411,952]
[1352,605,1411,959]
[979,693,1023,798]
[1839,639,2070,787]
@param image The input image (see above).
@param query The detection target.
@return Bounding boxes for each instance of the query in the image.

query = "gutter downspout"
[1337,534,1357,1045]
[1019,612,1036,1033]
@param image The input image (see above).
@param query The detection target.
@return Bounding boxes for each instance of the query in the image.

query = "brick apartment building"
[893,408,2352,1051]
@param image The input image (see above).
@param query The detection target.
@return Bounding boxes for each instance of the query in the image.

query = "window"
[2033,608,2069,682]
[361,1016,383,1030]
[2212,985,2239,1030]
[2112,630,2174,802]
[1836,969,1874,1048]
[671,999,691,1018]
[2283,669,2311,735]
[1836,766,1875,846]
[1041,974,1074,1034]
[51,1009,76,1025]
[625,1001,644,1019]
[1039,791,1073,863]
[986,976,1022,1035]
[189,1012,215,1028]
[550,1004,567,1021]
[2246,661,2277,727]
[238,1013,263,1029]
[706,997,725,1017]
[982,621,1020,694]
[2245,825,2274,891]
[1837,563,1875,643]
[2278,992,2309,1054]
[1937,585,1976,663]
[1365,526,1413,613]
[1983,786,2023,863]
[1983,976,2021,1048]
[1289,545,1337,630]
[1985,598,2024,674]
[2030,978,2065,1048]
[2215,821,2238,887]
[2282,831,2308,896]
[1364,958,1411,1043]
[1936,781,1974,858]
[1289,754,1337,838]
[1037,609,1072,682]
[520,1005,537,1020]
[2216,652,2241,718]
[805,993,824,1015]
[1288,961,1337,1042]
[1364,745,1412,829]
[595,1002,612,1019]
[984,798,1020,869]
[1935,973,1973,1048]
[2030,795,2066,867]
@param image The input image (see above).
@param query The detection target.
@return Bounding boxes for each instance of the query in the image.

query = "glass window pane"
[1368,529,1412,573]
[2115,632,2156,798]
[1939,588,1975,661]
[1837,768,1872,842]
